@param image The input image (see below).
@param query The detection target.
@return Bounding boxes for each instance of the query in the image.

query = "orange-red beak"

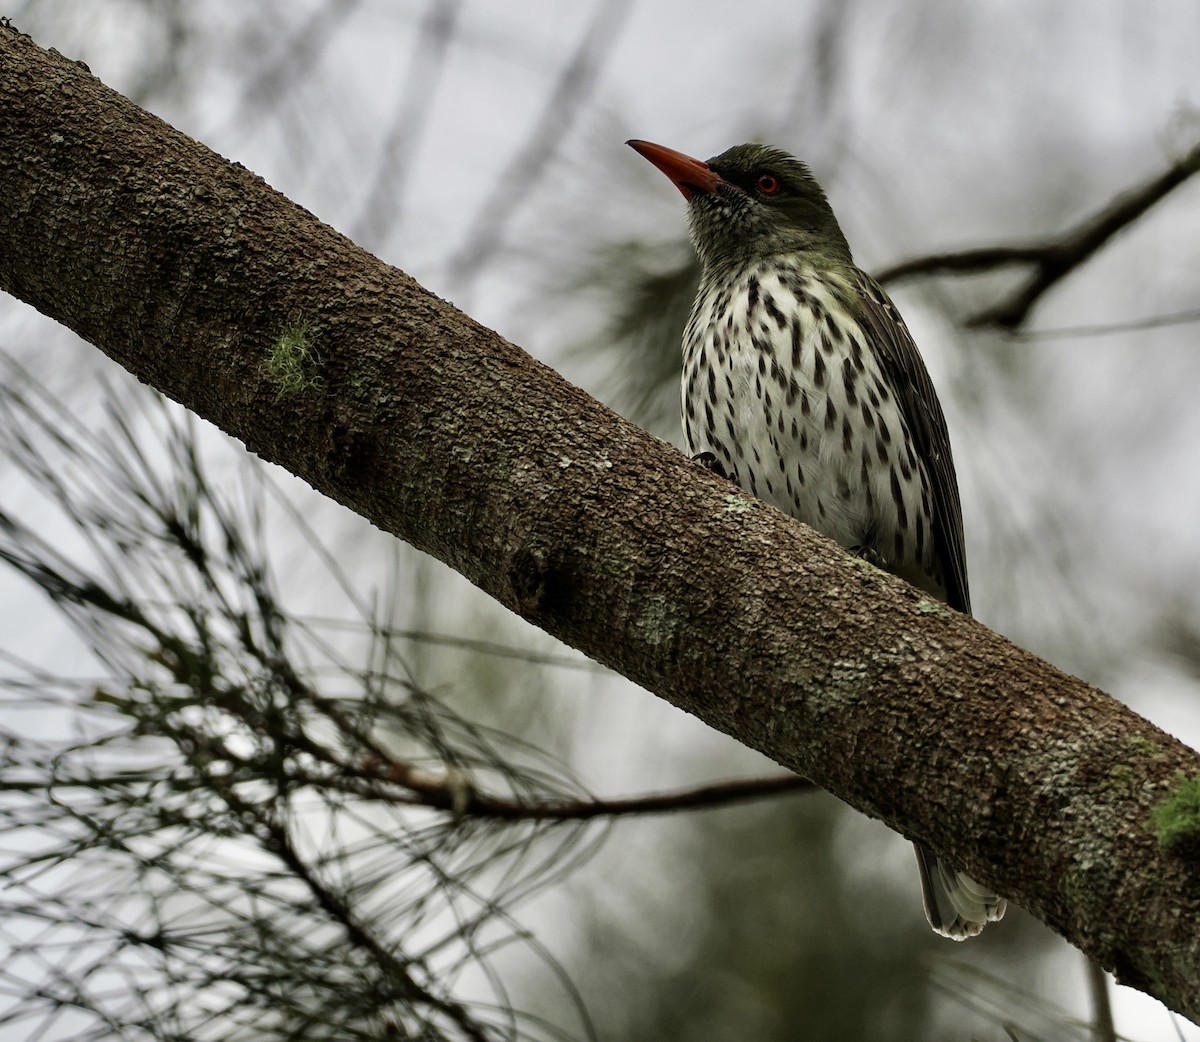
[627,139,723,200]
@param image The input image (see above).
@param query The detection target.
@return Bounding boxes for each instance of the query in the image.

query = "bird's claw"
[692,451,729,480]
[851,545,886,568]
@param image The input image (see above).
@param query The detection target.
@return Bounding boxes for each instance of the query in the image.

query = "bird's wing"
[851,271,971,615]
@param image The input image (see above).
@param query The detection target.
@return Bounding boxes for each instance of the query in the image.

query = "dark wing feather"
[851,270,971,615]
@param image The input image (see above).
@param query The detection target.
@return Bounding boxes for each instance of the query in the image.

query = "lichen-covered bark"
[1,25,1199,1022]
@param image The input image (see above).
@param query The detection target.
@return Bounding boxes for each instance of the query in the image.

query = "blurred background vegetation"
[3,1,1200,1039]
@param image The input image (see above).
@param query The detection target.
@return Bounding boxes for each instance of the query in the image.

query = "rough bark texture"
[1,26,1199,1021]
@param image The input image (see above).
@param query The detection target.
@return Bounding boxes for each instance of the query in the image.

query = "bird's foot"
[850,545,886,568]
[692,450,729,480]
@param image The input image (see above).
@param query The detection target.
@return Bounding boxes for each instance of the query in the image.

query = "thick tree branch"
[876,142,1200,329]
[2,27,1200,1022]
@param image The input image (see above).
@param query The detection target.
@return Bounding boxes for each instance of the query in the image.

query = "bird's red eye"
[756,173,780,194]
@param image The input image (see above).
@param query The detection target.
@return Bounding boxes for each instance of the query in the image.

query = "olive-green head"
[628,139,853,273]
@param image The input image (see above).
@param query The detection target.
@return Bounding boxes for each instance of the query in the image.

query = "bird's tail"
[914,843,1006,940]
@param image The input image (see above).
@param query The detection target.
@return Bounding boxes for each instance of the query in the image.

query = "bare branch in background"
[876,142,1200,329]
[930,961,1107,1042]
[783,0,856,174]
[448,0,634,291]
[1007,306,1200,340]
[123,0,192,105]
[237,0,365,125]
[0,363,602,1042]
[1086,959,1116,1042]
[351,0,464,247]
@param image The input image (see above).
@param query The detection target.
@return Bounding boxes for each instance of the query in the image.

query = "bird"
[627,138,1006,940]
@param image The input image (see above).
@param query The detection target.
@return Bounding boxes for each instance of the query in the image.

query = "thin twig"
[876,143,1200,330]
[303,618,600,671]
[350,761,817,821]
[286,675,819,821]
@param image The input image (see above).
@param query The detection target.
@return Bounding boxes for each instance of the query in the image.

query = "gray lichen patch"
[632,592,681,646]
[914,597,953,618]
[721,493,755,514]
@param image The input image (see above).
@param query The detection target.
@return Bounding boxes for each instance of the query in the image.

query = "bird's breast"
[681,261,937,588]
